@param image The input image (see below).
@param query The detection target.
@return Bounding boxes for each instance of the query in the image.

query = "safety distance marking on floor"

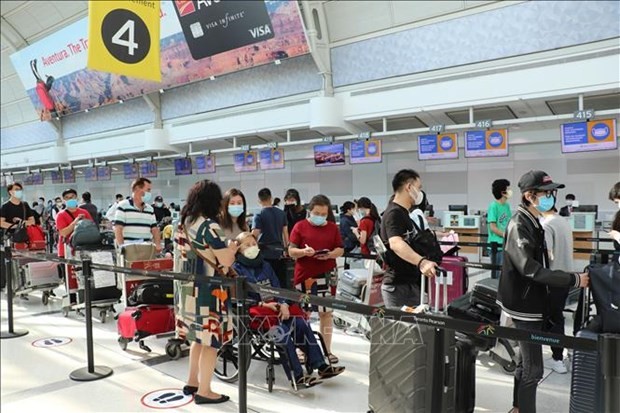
[31,337,72,348]
[141,389,193,409]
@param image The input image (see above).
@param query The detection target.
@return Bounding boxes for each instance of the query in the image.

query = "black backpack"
[128,280,174,306]
[364,217,381,254]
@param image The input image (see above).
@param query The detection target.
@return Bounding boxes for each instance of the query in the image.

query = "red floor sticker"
[31,337,72,348]
[141,389,193,409]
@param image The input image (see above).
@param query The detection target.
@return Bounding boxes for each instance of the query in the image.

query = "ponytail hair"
[356,197,381,224]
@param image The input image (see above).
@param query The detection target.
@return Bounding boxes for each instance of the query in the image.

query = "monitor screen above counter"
[443,212,480,229]
[569,212,596,232]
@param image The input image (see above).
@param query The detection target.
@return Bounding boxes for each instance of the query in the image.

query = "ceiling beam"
[0,16,28,50]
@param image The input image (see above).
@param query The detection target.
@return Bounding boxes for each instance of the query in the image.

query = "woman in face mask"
[219,188,249,239]
[351,197,381,256]
[283,188,306,234]
[232,232,345,389]
[288,194,344,364]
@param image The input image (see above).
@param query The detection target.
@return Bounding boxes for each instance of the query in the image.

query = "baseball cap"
[518,170,565,193]
[154,195,163,202]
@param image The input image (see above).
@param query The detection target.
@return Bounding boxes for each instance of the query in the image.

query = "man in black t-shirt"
[380,169,438,308]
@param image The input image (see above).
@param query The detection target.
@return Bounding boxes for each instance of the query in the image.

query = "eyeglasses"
[536,190,557,198]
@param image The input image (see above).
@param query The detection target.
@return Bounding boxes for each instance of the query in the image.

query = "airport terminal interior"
[1,1,619,412]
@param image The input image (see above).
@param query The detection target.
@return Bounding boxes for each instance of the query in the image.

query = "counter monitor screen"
[449,205,468,215]
[314,143,345,167]
[573,205,598,218]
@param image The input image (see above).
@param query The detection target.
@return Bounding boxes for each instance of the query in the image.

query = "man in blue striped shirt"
[114,177,162,252]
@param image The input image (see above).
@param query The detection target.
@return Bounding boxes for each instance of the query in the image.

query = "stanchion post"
[490,242,499,279]
[600,333,620,413]
[235,276,249,413]
[1,240,28,339]
[69,257,113,381]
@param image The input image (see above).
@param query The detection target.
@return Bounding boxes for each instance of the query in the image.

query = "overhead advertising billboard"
[418,134,458,161]
[561,119,617,153]
[234,151,258,172]
[10,0,309,121]
[84,167,98,182]
[465,129,509,158]
[139,161,158,178]
[174,158,193,175]
[195,155,216,174]
[63,169,76,183]
[259,148,285,170]
[350,139,382,164]
[124,163,139,180]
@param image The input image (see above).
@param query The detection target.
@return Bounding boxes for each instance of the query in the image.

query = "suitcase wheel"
[138,340,151,353]
[118,337,130,351]
[165,342,183,360]
[266,364,275,393]
[131,310,142,320]
[99,310,107,323]
[42,292,49,305]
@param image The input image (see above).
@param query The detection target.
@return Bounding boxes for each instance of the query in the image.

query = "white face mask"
[242,245,260,259]
[566,200,574,207]
[410,187,424,205]
[505,189,513,199]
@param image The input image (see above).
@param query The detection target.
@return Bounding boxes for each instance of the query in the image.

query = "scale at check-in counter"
[569,210,597,260]
[442,207,481,254]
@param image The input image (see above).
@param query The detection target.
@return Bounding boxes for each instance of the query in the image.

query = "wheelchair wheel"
[266,364,275,393]
[214,340,251,383]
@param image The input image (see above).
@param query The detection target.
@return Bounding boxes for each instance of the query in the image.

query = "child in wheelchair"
[233,232,345,389]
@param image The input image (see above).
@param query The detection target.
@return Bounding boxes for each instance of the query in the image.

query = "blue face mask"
[154,202,163,208]
[13,190,23,200]
[228,205,244,218]
[142,191,153,203]
[66,199,79,209]
[309,214,327,226]
[536,195,554,213]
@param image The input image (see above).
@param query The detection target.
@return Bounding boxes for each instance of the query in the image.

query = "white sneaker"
[550,359,568,374]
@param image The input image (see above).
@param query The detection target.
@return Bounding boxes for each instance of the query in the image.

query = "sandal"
[327,353,339,364]
[318,365,345,379]
[293,374,322,390]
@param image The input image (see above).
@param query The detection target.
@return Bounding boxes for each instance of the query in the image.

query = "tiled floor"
[1,257,581,413]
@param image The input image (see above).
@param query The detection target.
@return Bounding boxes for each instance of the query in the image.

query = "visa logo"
[175,0,196,17]
[249,25,272,38]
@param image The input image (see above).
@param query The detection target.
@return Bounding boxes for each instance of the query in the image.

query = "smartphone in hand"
[314,249,330,256]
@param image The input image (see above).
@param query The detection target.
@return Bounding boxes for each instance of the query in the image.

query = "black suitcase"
[470,278,500,315]
[369,271,454,413]
[569,329,602,413]
[128,280,174,306]
[448,293,498,351]
[455,334,478,413]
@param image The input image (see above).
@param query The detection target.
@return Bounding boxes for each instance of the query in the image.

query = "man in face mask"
[52,196,64,222]
[152,195,171,224]
[0,183,35,232]
[55,188,94,260]
[497,170,589,413]
[114,178,161,252]
[488,179,512,279]
[379,169,438,309]
[559,193,576,217]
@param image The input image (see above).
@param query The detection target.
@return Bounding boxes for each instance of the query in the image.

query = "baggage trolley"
[11,241,62,305]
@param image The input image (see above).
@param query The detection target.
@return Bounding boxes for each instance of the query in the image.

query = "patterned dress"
[174,216,233,348]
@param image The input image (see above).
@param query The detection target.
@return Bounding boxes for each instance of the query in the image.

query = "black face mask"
[236,253,263,268]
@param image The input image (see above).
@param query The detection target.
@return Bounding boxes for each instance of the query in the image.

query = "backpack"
[67,211,101,247]
[364,217,381,253]
[128,280,174,306]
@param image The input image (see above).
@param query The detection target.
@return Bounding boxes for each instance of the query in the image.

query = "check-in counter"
[569,212,596,260]
[443,212,481,254]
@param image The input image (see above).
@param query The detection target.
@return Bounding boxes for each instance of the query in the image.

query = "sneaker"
[549,359,568,374]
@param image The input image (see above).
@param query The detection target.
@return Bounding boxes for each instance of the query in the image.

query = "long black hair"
[356,197,381,223]
[340,201,355,215]
[284,188,304,213]
[181,180,223,225]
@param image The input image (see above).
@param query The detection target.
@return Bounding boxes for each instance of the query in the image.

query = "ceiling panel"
[546,93,620,115]
[275,129,326,141]
[365,115,428,132]
[224,135,269,146]
[446,105,517,124]
[5,6,44,40]
[1,49,17,79]
[0,1,28,15]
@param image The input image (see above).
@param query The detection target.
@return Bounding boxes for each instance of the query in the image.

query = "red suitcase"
[117,304,175,352]
[429,255,469,310]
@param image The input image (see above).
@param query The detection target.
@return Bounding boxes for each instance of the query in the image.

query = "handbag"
[407,218,444,264]
[11,204,29,244]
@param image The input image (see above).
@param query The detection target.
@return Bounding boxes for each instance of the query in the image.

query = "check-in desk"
[443,212,481,254]
[569,212,596,260]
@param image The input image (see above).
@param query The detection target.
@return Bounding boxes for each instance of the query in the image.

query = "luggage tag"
[173,0,275,61]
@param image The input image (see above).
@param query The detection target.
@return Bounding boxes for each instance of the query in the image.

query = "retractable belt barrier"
[6,245,620,413]
[575,237,615,243]
[342,251,502,271]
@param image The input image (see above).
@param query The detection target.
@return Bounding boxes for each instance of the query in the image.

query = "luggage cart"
[62,244,121,322]
[12,241,62,305]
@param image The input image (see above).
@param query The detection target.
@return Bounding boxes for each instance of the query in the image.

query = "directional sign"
[88,0,161,82]
[141,389,193,409]
[32,337,72,348]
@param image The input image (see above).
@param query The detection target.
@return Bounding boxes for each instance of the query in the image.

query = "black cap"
[154,195,163,202]
[518,170,565,193]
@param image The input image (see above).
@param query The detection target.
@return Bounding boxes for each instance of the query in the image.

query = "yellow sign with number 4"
[87,0,161,82]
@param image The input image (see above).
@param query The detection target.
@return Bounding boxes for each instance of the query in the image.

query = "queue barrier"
[3,245,619,413]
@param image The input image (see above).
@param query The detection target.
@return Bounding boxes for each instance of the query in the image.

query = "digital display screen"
[561,119,617,153]
[350,139,382,164]
[464,129,509,158]
[124,163,139,180]
[195,155,215,174]
[84,167,98,182]
[234,151,258,172]
[418,134,459,160]
[313,143,345,167]
[174,158,193,176]
[140,161,158,178]
[259,148,285,170]
[51,171,63,184]
[97,166,111,181]
[63,169,76,183]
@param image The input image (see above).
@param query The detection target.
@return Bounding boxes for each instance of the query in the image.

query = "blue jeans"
[273,317,325,379]
[491,249,504,279]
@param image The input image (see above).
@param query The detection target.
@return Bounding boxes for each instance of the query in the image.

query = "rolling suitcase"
[455,334,478,413]
[338,269,368,297]
[429,256,468,310]
[470,277,501,315]
[128,280,174,306]
[21,261,60,289]
[368,271,455,413]
[447,292,498,351]
[569,329,602,413]
[117,304,175,352]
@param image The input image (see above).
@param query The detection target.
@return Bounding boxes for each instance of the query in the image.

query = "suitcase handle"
[420,267,448,314]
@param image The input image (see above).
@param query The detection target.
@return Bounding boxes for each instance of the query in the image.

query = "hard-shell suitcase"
[338,269,368,297]
[569,329,602,413]
[368,271,455,413]
[447,292,498,351]
[22,261,60,289]
[117,305,175,342]
[455,334,478,413]
[429,256,468,310]
[470,277,500,315]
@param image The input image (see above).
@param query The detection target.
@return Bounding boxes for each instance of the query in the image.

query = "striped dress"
[173,216,233,348]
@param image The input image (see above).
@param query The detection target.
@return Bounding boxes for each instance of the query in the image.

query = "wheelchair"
[214,312,332,393]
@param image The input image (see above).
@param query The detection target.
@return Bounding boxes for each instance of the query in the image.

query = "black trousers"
[547,287,570,360]
[265,258,289,289]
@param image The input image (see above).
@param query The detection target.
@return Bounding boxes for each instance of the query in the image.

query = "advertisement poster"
[234,151,258,172]
[561,119,617,153]
[314,143,345,167]
[465,129,509,158]
[10,0,309,121]
[350,139,382,164]
[418,134,458,161]
[84,167,98,182]
[259,148,285,170]
[174,158,193,175]
[124,163,139,179]
[140,161,158,178]
[63,169,76,183]
[97,166,112,181]
[195,155,215,174]
[51,170,63,184]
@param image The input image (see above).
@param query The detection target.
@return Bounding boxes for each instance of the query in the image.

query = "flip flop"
[293,375,322,390]
[327,353,339,364]
[318,365,345,379]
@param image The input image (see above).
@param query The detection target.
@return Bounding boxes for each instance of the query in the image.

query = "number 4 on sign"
[112,20,138,56]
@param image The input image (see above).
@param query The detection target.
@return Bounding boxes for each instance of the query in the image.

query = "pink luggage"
[117,304,175,352]
[428,255,469,310]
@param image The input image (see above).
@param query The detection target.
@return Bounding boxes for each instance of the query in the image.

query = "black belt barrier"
[4,244,620,413]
